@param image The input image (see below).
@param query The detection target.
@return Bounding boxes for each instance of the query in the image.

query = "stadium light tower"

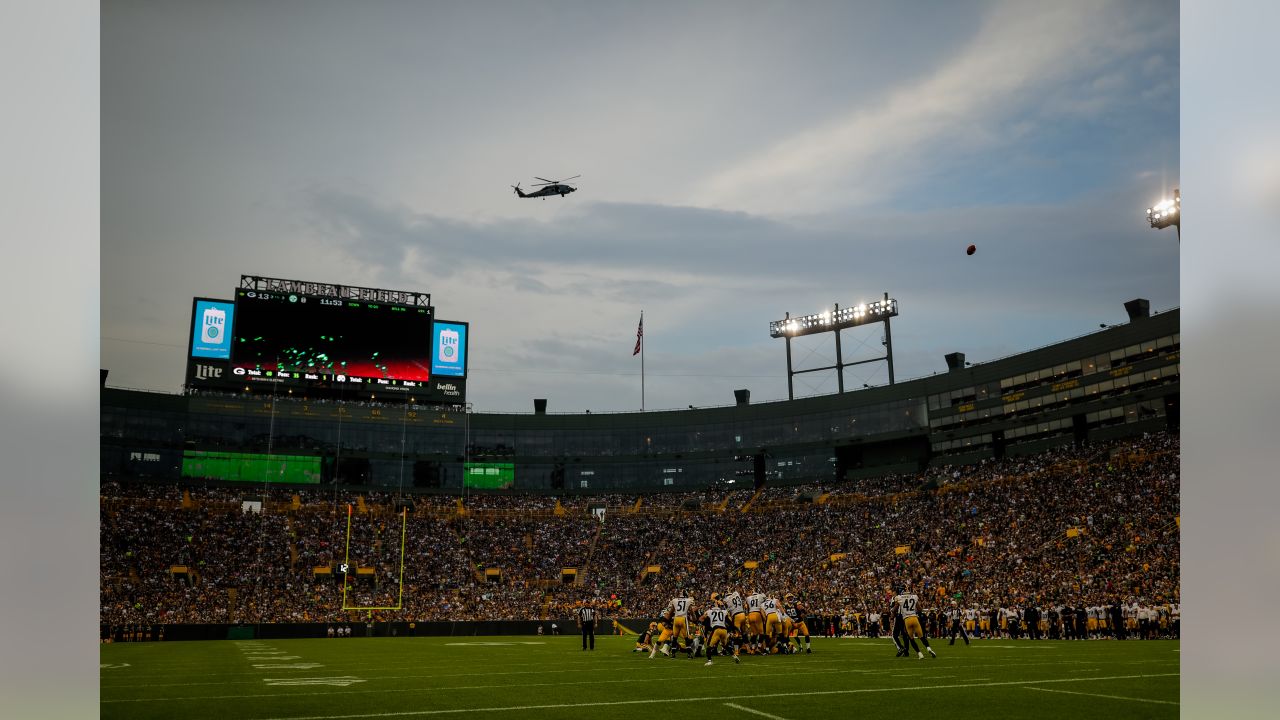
[1146,187,1180,242]
[770,293,899,400]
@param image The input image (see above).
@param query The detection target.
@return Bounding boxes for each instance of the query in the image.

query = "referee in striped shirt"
[577,601,597,651]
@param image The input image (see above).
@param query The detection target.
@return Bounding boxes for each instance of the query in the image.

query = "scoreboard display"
[230,289,434,390]
[185,279,468,405]
[183,450,321,484]
[464,462,515,489]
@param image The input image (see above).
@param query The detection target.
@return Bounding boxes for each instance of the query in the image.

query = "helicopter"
[512,175,580,199]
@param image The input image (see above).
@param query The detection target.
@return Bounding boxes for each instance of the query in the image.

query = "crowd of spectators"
[100,432,1179,629]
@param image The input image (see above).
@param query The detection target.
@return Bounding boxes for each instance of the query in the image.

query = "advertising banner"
[431,321,468,377]
[191,299,236,359]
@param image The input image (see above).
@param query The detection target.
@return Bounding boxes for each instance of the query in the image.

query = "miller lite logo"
[201,307,226,344]
[194,364,223,380]
[439,328,459,361]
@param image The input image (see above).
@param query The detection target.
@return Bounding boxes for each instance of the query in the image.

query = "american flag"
[633,314,643,356]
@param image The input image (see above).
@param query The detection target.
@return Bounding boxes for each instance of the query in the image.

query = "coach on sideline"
[577,600,598,651]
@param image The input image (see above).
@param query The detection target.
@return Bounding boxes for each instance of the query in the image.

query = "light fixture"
[1146,188,1180,241]
[770,297,899,338]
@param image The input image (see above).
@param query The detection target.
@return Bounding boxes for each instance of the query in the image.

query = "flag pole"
[640,310,645,411]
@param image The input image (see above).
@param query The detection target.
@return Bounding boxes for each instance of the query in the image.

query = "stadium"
[100,275,1180,719]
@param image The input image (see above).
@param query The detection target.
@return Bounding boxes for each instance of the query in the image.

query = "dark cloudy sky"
[102,0,1179,412]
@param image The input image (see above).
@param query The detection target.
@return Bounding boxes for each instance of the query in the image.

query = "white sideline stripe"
[724,702,791,720]
[102,666,873,703]
[253,673,1180,719]
[1024,686,1179,705]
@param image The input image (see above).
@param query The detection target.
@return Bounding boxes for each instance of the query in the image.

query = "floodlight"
[1146,188,1180,240]
[770,297,898,338]
[770,293,900,399]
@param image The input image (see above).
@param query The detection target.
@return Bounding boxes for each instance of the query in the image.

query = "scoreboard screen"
[231,289,434,389]
[464,462,515,489]
[183,450,321,484]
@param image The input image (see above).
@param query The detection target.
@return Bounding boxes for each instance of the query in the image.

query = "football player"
[785,594,812,654]
[724,590,749,640]
[746,591,767,654]
[635,622,657,653]
[657,592,695,659]
[892,582,937,659]
[700,595,739,666]
[649,605,675,659]
[763,596,786,653]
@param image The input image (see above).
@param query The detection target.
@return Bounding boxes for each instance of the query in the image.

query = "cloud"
[692,0,1170,215]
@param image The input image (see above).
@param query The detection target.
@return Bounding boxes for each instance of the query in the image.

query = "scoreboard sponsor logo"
[194,363,224,380]
[186,358,232,387]
[192,299,236,359]
[431,321,468,377]
[433,381,461,397]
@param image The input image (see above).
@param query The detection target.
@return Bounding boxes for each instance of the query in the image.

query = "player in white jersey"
[762,596,786,653]
[1125,599,1140,635]
[891,586,937,659]
[724,591,748,636]
[746,592,766,653]
[699,597,738,666]
[657,594,695,659]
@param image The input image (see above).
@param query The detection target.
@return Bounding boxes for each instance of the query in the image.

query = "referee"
[577,601,597,651]
[946,601,970,646]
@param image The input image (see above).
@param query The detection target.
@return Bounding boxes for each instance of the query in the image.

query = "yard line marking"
[102,655,644,683]
[253,663,325,670]
[444,642,548,646]
[264,677,366,688]
[101,667,869,703]
[1024,686,1178,705]
[724,702,791,720]
[251,673,1181,719]
[102,657,856,689]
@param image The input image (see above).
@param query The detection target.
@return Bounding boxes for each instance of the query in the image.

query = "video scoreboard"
[185,279,468,405]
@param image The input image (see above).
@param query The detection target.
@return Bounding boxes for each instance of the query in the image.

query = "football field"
[101,635,1179,719]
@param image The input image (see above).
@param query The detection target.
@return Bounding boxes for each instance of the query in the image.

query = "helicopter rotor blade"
[561,175,581,182]
[533,177,555,184]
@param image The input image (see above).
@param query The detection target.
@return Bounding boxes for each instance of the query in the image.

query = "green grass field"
[101,635,1179,719]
